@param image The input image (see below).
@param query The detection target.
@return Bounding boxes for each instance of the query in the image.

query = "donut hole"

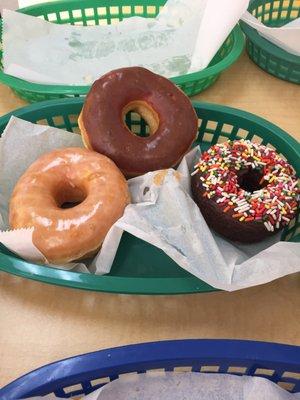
[56,186,87,209]
[122,101,159,138]
[238,168,267,193]
[125,111,151,137]
[60,200,84,209]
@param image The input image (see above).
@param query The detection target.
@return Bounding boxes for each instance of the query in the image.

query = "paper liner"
[241,11,300,56]
[94,147,300,291]
[3,0,248,85]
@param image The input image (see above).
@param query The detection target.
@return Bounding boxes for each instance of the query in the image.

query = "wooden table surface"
[0,52,299,389]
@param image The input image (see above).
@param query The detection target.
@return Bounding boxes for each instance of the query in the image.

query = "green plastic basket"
[240,0,300,83]
[0,0,244,102]
[0,98,299,294]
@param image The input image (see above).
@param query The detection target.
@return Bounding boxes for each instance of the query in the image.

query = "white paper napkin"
[0,0,18,13]
[26,372,300,399]
[241,11,300,56]
[94,146,300,291]
[2,0,249,85]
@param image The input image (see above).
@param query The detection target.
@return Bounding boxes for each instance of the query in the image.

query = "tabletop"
[0,52,299,389]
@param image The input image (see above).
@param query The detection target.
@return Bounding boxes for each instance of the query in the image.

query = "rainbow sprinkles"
[192,139,299,232]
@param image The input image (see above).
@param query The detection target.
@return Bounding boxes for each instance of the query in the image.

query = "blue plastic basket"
[1,340,300,399]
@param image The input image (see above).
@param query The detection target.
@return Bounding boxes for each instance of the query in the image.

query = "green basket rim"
[0,0,245,95]
[0,98,299,295]
[1,98,298,160]
[240,21,300,64]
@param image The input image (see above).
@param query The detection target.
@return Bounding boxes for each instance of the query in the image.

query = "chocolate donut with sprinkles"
[191,139,299,243]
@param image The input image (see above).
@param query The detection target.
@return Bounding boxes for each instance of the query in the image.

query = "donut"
[78,67,198,177]
[9,148,130,264]
[192,139,299,243]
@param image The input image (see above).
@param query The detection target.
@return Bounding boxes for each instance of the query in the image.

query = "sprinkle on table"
[193,139,299,232]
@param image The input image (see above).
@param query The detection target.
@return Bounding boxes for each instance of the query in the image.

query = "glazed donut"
[78,67,198,177]
[9,148,130,264]
[192,139,299,243]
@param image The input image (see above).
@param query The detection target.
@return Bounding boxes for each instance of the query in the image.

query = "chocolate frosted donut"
[78,67,198,177]
[192,140,299,243]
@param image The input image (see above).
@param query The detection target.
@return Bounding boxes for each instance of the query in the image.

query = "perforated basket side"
[240,0,300,83]
[0,340,299,399]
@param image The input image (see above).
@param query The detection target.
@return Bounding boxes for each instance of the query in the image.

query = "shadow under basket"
[0,98,299,294]
[240,0,300,84]
[0,340,300,398]
[0,0,244,102]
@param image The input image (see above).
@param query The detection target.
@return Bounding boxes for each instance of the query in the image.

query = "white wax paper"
[2,0,249,85]
[95,146,300,291]
[0,117,299,290]
[241,11,300,56]
[26,372,300,399]
[0,0,18,13]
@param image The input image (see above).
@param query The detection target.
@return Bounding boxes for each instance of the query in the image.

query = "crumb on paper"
[153,170,168,186]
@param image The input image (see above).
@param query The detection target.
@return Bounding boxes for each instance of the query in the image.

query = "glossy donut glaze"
[9,148,130,264]
[79,67,198,177]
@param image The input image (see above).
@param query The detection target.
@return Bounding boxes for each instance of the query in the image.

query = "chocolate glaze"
[80,67,198,177]
[191,173,280,244]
